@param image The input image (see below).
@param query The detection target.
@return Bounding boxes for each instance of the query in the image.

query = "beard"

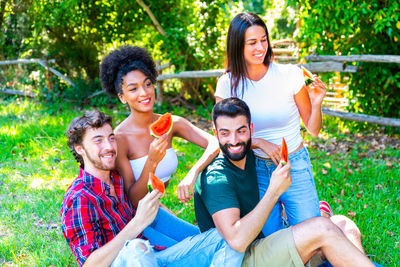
[84,148,116,171]
[219,138,251,161]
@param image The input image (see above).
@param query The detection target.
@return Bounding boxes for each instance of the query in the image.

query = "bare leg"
[292,217,373,267]
[330,215,365,254]
[315,214,366,263]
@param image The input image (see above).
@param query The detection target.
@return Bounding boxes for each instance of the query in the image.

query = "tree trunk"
[135,0,166,37]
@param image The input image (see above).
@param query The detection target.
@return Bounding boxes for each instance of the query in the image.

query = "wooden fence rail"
[0,88,35,98]
[0,59,56,65]
[157,62,357,81]
[305,55,400,63]
[0,58,75,86]
[322,108,400,127]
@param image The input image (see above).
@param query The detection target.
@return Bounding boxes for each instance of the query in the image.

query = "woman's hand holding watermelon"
[306,76,327,107]
[147,134,168,167]
[177,171,196,204]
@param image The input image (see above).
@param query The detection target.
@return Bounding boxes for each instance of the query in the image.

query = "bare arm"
[212,162,292,253]
[251,138,281,166]
[174,116,220,203]
[83,191,161,267]
[116,134,167,207]
[295,77,327,137]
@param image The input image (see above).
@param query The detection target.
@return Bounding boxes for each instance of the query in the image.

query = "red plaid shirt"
[61,168,140,266]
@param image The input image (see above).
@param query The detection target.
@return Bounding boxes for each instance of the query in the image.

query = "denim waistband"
[255,147,309,164]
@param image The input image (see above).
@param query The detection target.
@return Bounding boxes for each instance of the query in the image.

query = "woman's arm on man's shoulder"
[172,115,220,203]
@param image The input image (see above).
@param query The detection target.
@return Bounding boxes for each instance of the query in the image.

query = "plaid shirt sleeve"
[62,196,101,267]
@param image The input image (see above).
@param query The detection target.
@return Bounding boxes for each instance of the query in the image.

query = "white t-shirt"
[215,63,305,157]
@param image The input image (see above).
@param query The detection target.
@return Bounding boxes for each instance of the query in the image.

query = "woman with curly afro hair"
[100,46,219,248]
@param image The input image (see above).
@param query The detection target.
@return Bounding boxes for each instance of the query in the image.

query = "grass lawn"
[0,97,398,266]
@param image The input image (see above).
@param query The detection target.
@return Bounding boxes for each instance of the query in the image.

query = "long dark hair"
[226,12,273,97]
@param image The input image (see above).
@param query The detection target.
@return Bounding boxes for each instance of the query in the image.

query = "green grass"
[0,97,398,266]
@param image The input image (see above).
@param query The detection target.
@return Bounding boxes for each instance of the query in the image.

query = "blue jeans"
[256,147,320,236]
[143,206,200,248]
[112,228,244,267]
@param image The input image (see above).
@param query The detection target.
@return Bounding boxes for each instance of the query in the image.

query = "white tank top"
[129,148,178,183]
[215,63,304,157]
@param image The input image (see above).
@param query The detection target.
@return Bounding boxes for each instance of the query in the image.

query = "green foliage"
[1,0,242,104]
[28,0,139,80]
[270,3,296,40]
[295,0,400,117]
[0,1,33,60]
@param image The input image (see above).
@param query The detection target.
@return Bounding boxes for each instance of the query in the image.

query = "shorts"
[242,227,303,267]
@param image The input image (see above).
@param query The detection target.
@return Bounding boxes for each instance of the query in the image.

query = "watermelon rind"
[302,66,315,86]
[305,77,314,86]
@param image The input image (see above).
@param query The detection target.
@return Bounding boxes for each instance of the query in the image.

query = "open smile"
[227,145,244,153]
[100,152,116,160]
[139,97,151,104]
[253,52,264,59]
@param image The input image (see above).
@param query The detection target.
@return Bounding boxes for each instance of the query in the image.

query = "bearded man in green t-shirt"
[194,97,374,267]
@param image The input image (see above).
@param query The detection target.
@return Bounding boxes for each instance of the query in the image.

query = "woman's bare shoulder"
[114,117,136,135]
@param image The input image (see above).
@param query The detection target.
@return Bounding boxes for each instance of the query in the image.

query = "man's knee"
[330,215,361,237]
[304,216,343,242]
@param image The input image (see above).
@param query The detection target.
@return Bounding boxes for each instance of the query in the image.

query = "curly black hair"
[99,46,157,96]
[66,110,113,167]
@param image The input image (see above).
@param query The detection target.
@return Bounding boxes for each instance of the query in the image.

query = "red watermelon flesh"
[148,172,165,196]
[280,137,288,165]
[150,113,173,138]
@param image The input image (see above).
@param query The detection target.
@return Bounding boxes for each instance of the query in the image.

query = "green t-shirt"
[194,150,262,238]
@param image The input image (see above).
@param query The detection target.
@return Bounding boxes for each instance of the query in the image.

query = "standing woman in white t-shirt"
[215,12,328,236]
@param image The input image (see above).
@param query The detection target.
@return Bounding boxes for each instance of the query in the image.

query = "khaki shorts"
[242,227,303,267]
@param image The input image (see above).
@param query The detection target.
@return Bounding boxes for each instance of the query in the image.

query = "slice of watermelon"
[150,113,173,138]
[280,137,288,166]
[148,172,165,196]
[301,66,315,86]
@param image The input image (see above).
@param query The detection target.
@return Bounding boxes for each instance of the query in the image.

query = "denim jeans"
[112,239,158,267]
[256,147,320,236]
[143,206,200,248]
[112,228,244,267]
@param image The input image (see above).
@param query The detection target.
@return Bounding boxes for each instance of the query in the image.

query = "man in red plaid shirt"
[61,110,244,267]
